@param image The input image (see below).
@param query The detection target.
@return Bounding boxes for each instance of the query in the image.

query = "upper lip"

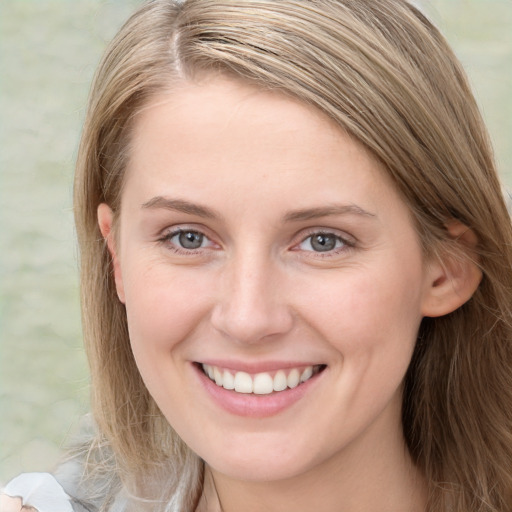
[195,359,325,374]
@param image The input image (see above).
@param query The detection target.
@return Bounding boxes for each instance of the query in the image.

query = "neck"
[208,400,427,512]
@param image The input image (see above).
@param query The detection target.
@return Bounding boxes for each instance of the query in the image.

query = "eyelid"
[158,225,220,253]
[296,227,355,244]
[157,224,355,256]
[291,228,356,254]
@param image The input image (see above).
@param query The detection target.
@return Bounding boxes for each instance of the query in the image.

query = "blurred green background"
[0,0,511,483]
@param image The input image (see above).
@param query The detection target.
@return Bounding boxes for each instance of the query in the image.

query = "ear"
[421,221,482,318]
[97,203,125,303]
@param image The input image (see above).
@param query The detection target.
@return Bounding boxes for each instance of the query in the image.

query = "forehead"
[123,75,404,222]
[130,78,379,168]
[130,76,344,157]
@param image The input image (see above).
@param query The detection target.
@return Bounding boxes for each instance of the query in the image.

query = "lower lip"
[194,364,324,418]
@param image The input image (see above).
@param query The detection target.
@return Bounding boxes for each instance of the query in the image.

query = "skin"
[0,74,480,512]
[0,496,25,511]
[1,76,480,511]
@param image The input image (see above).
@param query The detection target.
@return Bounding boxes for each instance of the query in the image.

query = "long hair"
[74,1,512,510]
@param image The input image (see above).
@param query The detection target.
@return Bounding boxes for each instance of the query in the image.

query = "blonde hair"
[74,1,512,510]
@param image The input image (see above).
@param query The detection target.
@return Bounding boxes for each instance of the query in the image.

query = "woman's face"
[100,76,441,483]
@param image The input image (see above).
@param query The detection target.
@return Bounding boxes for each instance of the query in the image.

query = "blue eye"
[169,230,209,250]
[299,233,345,252]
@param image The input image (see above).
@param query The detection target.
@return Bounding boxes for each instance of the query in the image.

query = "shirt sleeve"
[2,472,74,512]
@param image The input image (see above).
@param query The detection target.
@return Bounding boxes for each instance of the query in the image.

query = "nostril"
[210,301,294,345]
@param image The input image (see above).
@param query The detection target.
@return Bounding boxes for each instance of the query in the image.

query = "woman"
[2,0,512,511]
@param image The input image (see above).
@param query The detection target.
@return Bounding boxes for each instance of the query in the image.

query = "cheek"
[298,264,425,351]
[306,264,424,436]
[120,260,217,409]
[293,256,426,417]
[121,259,215,353]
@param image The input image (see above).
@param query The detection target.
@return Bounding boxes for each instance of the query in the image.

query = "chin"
[202,439,321,483]
[211,459,308,483]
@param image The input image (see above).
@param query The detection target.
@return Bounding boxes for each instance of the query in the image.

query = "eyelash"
[295,230,355,257]
[158,227,355,257]
[158,228,216,255]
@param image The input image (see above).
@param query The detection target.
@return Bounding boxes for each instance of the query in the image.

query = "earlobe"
[97,203,125,303]
[421,221,482,318]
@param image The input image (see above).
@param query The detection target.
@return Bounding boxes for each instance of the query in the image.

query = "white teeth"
[222,370,235,390]
[300,366,313,382]
[287,368,300,388]
[234,371,253,393]
[253,373,274,395]
[202,364,320,394]
[273,370,288,392]
[214,367,223,386]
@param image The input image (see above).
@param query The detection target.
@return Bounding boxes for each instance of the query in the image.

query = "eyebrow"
[141,196,221,219]
[283,204,376,222]
[141,196,375,222]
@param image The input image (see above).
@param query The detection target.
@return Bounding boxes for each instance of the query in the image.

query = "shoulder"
[1,418,124,512]
[1,472,75,511]
[1,458,124,512]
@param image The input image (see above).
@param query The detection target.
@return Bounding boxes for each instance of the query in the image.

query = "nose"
[210,252,294,344]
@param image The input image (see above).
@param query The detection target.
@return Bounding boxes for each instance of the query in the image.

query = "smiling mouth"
[200,363,326,395]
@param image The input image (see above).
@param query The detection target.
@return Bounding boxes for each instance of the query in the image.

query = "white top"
[2,473,73,512]
[1,469,222,512]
